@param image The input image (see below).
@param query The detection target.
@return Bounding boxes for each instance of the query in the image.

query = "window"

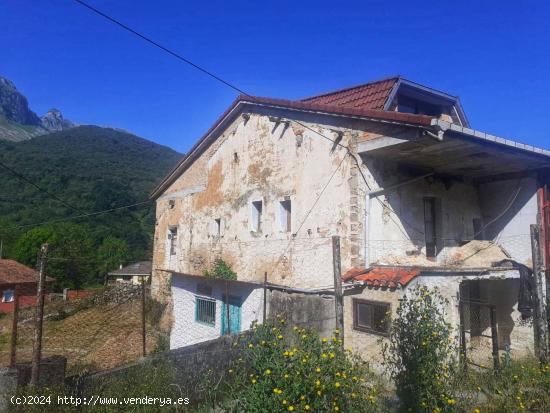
[122,275,132,281]
[251,200,263,232]
[168,226,178,255]
[2,289,14,303]
[353,299,390,336]
[214,218,221,237]
[195,296,216,326]
[423,197,437,258]
[279,199,292,232]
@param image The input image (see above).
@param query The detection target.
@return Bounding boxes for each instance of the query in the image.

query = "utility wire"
[73,0,247,95]
[0,159,84,213]
[5,200,152,231]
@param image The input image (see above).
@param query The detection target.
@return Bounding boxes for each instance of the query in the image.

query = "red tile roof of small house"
[0,259,54,285]
[301,76,399,110]
[342,266,420,289]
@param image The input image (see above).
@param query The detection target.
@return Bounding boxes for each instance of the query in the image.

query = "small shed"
[107,261,152,285]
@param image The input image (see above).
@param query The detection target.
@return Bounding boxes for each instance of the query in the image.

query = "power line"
[0,160,84,213]
[5,199,152,231]
[73,0,247,95]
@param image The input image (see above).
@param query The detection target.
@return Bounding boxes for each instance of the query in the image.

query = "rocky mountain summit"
[41,108,75,132]
[0,75,75,140]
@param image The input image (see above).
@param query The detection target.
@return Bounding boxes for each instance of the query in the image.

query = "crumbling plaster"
[153,108,401,299]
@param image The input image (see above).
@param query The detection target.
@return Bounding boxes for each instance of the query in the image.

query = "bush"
[220,317,382,412]
[203,258,237,280]
[382,286,458,413]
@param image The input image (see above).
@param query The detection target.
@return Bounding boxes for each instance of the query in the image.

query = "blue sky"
[1,0,549,153]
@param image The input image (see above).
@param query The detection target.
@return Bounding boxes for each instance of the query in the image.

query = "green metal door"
[221,295,241,335]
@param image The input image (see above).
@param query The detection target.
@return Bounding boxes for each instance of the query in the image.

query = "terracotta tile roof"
[300,76,399,110]
[0,259,54,285]
[342,266,420,289]
[108,261,152,276]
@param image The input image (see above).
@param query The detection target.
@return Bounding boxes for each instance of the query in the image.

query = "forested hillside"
[0,125,182,288]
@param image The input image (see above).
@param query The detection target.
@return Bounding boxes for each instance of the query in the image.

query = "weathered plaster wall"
[170,275,263,349]
[479,176,539,264]
[153,108,365,300]
[361,159,483,265]
[268,290,336,338]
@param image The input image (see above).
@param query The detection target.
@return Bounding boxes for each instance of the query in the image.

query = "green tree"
[96,236,130,284]
[12,223,95,290]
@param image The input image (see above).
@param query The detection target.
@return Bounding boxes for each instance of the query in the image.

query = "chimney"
[119,264,123,269]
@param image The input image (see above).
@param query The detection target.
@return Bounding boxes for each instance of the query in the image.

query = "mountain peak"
[0,75,75,140]
[0,75,41,126]
[41,108,75,132]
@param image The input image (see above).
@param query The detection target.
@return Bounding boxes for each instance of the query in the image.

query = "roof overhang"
[358,119,550,180]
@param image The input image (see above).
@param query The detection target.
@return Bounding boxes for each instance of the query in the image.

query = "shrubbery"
[219,317,382,412]
[383,286,458,413]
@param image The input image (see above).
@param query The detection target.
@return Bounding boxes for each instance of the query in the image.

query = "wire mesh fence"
[0,282,168,380]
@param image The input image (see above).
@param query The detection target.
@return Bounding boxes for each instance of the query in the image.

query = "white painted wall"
[170,275,264,349]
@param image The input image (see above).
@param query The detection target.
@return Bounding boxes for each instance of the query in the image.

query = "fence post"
[530,224,549,362]
[263,272,267,324]
[458,299,467,372]
[490,305,500,372]
[9,285,19,367]
[225,280,231,335]
[332,236,344,345]
[30,243,48,388]
[141,274,146,357]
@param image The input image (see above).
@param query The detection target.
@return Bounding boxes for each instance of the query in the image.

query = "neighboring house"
[0,259,54,312]
[150,76,550,355]
[107,261,152,285]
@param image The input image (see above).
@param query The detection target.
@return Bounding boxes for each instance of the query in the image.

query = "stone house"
[150,76,550,354]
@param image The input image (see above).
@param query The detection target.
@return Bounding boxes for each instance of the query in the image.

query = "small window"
[251,200,263,232]
[195,296,216,326]
[168,227,178,255]
[2,290,14,303]
[353,299,390,336]
[279,200,292,232]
